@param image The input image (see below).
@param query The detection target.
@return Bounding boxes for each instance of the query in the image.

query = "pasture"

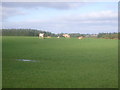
[2,36,118,88]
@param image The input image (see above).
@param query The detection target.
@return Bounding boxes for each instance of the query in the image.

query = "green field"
[2,36,118,88]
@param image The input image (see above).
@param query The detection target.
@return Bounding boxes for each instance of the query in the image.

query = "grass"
[0,36,2,89]
[2,36,118,88]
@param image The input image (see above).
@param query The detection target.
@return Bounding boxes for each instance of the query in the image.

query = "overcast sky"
[2,2,118,34]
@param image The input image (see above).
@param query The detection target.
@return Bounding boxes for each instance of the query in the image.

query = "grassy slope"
[2,36,118,88]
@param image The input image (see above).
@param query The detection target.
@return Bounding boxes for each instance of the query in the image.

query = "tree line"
[97,32,118,39]
[2,29,119,39]
[2,29,86,37]
[2,29,57,37]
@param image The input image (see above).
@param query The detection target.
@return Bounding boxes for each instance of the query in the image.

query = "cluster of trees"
[2,29,86,37]
[69,33,86,37]
[2,29,57,37]
[2,29,119,39]
[97,32,118,39]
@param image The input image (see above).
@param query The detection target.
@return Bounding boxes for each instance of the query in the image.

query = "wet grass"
[2,36,118,88]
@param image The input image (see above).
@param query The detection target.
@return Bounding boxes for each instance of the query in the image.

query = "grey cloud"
[2,7,26,20]
[2,2,83,10]
[14,10,117,33]
[58,10,118,24]
[2,12,118,34]
[2,2,84,20]
[2,2,118,34]
[24,10,117,25]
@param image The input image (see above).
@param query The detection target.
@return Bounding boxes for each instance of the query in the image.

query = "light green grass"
[2,36,118,88]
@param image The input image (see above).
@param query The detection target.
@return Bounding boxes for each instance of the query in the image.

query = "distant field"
[2,36,118,88]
